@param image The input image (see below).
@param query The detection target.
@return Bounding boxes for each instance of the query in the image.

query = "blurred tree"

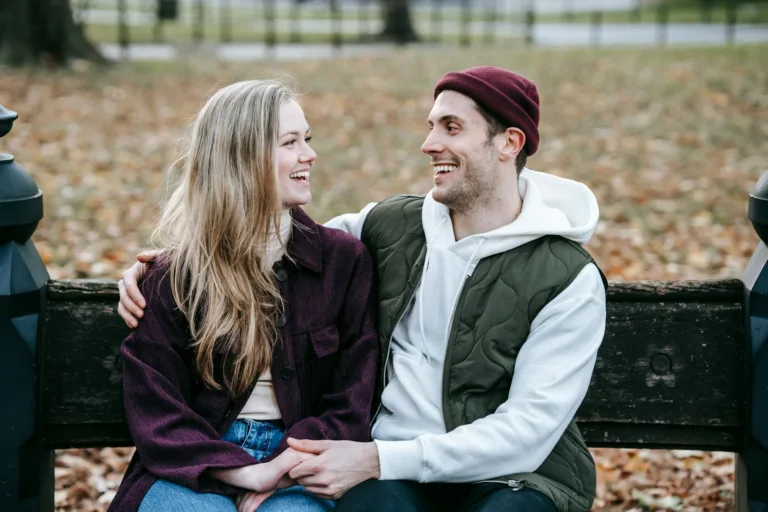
[0,0,107,67]
[381,0,419,43]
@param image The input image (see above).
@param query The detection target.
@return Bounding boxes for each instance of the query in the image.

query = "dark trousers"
[336,480,556,512]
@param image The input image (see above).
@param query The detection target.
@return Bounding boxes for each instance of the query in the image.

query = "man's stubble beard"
[433,146,497,215]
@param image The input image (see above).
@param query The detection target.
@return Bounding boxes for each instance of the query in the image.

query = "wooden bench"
[26,277,754,510]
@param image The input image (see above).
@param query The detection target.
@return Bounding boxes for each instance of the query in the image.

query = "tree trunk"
[380,0,419,44]
[0,0,108,67]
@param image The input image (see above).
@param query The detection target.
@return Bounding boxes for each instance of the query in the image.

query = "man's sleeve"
[374,263,606,482]
[322,202,378,240]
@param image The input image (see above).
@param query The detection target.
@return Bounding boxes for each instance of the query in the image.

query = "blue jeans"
[138,419,336,512]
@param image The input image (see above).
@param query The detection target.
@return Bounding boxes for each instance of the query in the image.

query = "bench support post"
[0,106,52,511]
[740,171,768,512]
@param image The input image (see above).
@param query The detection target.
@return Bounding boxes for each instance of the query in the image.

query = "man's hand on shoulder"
[117,249,162,328]
[286,438,380,500]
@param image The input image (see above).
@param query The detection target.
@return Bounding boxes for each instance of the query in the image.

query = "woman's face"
[277,100,316,208]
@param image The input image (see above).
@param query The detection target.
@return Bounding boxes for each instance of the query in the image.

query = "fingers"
[301,485,337,501]
[288,458,320,480]
[275,475,296,490]
[117,281,140,328]
[137,249,162,263]
[123,262,148,307]
[286,438,328,454]
[239,490,275,512]
[120,263,148,318]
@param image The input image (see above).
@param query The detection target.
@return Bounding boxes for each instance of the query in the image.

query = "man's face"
[421,91,498,213]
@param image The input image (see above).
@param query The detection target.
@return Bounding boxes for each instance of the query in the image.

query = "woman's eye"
[283,139,296,147]
[305,136,312,143]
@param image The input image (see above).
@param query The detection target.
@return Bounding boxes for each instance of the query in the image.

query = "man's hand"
[287,438,380,500]
[117,250,162,328]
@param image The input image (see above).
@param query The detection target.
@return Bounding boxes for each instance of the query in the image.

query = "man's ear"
[499,127,525,163]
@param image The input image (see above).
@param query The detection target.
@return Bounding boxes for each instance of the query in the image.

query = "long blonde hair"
[153,80,295,395]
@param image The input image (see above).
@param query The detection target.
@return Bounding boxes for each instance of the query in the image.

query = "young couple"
[109,66,607,512]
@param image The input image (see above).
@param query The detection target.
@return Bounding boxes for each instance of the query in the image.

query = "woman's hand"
[236,490,276,512]
[234,454,308,511]
[254,448,313,491]
[210,448,313,492]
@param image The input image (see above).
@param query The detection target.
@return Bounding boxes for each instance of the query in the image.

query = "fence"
[71,0,767,56]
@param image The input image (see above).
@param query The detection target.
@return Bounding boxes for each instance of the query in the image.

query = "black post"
[0,107,51,512]
[701,0,713,23]
[118,0,129,59]
[330,0,342,50]
[460,0,470,47]
[590,11,602,46]
[524,1,534,46]
[657,2,669,47]
[726,0,738,45]
[740,171,768,512]
[265,0,277,54]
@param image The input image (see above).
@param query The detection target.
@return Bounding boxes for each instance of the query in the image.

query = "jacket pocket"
[309,325,340,358]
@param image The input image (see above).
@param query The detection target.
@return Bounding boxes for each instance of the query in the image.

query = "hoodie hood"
[422,168,599,263]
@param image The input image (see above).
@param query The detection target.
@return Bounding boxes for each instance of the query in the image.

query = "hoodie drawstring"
[417,217,447,367]
[417,228,486,368]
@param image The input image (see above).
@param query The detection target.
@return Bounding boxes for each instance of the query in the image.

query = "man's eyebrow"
[427,115,465,125]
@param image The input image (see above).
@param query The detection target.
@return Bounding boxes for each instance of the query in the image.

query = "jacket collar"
[285,207,323,273]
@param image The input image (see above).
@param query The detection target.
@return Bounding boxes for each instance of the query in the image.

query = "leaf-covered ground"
[2,44,766,510]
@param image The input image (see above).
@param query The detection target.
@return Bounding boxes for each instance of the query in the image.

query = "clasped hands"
[230,438,381,512]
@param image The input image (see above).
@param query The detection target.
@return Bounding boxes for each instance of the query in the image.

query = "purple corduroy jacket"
[108,208,379,512]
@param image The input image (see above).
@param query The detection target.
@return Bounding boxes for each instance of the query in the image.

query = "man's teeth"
[434,165,456,174]
[290,171,309,180]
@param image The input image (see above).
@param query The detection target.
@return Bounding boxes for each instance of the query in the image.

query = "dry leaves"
[2,43,767,510]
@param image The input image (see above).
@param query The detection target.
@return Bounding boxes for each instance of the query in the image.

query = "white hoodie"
[325,168,606,483]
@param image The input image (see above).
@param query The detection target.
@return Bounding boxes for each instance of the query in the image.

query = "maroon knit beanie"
[434,66,540,156]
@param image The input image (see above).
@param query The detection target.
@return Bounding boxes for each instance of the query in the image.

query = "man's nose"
[421,133,444,155]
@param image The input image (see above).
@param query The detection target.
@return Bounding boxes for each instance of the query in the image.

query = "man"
[118,66,607,512]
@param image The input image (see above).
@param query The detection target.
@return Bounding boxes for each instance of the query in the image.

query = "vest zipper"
[475,479,527,490]
[440,274,472,431]
[371,283,421,426]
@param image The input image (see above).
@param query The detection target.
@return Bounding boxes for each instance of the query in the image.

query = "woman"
[108,80,379,512]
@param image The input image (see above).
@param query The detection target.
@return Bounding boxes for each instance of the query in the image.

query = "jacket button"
[281,367,295,379]
[274,268,288,282]
[276,315,287,328]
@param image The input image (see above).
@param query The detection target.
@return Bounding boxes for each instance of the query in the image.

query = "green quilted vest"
[361,195,604,512]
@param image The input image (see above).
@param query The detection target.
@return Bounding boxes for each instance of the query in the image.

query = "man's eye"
[447,125,459,133]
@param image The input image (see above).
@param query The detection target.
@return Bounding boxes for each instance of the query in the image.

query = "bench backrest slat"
[40,278,747,451]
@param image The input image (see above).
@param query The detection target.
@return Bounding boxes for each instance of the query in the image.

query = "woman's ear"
[499,128,525,163]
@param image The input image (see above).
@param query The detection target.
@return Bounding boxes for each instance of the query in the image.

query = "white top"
[325,168,607,482]
[238,210,292,421]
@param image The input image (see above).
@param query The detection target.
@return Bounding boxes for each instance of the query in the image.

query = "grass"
[534,4,768,24]
[1,44,767,285]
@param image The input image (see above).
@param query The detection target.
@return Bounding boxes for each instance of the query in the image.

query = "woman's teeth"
[290,171,310,181]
